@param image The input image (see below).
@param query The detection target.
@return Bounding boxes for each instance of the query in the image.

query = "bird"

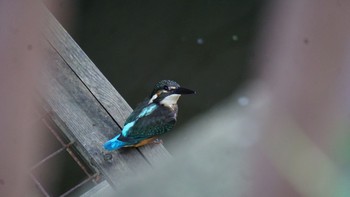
[104,80,195,151]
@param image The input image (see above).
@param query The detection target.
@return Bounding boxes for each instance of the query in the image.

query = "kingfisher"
[104,80,195,151]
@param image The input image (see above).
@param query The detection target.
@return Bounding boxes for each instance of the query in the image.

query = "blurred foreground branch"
[111,0,350,197]
[0,1,43,196]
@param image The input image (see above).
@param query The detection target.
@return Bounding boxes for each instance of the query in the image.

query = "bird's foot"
[152,138,163,144]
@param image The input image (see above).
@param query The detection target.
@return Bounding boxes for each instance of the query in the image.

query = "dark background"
[49,0,265,151]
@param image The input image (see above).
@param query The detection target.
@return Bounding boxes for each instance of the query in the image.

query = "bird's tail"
[104,134,128,151]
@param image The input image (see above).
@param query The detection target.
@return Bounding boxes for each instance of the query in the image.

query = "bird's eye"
[163,85,169,90]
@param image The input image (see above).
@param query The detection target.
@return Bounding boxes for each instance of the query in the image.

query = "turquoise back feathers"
[103,80,195,151]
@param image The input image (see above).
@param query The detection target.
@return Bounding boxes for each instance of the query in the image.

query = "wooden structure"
[40,8,171,196]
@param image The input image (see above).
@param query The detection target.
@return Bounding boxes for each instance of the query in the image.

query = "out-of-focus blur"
[0,1,43,196]
[67,0,263,152]
[2,0,350,196]
[114,0,350,196]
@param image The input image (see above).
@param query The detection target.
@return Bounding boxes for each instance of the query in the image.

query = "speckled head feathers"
[154,80,180,90]
[150,80,180,97]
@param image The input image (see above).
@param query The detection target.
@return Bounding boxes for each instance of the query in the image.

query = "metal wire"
[60,174,99,197]
[42,118,94,178]
[28,113,101,196]
[29,172,50,197]
[30,145,66,171]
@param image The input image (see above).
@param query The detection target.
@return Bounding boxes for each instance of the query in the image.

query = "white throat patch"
[148,94,158,104]
[160,94,181,108]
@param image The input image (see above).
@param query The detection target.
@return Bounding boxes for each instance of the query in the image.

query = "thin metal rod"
[35,114,101,195]
[29,173,50,197]
[43,115,94,178]
[43,117,68,146]
[30,141,74,171]
[66,147,93,178]
[59,174,98,197]
[30,146,65,171]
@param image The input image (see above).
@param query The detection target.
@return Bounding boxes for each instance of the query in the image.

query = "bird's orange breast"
[131,137,157,147]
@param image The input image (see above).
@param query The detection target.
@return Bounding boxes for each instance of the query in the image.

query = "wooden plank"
[80,181,114,197]
[41,44,152,189]
[138,144,172,167]
[44,8,131,126]
[42,7,172,166]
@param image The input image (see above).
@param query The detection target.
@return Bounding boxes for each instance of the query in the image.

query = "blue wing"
[103,102,159,150]
[122,104,176,140]
[121,103,158,137]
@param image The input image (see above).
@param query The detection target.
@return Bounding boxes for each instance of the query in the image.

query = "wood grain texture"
[41,5,172,193]
[42,45,152,189]
[44,8,131,126]
[43,7,171,164]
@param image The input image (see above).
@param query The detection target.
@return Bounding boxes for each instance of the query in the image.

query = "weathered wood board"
[40,6,171,193]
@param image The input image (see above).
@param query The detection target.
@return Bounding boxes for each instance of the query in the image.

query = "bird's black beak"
[174,87,196,95]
